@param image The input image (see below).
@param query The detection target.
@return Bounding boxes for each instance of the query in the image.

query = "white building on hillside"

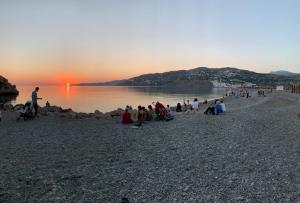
[276,85,284,91]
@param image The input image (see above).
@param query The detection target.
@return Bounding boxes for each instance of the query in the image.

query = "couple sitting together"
[204,99,226,115]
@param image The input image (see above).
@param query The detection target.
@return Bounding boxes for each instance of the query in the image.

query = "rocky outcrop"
[0,76,19,95]
[5,102,139,121]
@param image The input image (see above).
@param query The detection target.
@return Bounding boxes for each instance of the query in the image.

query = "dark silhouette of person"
[32,87,42,116]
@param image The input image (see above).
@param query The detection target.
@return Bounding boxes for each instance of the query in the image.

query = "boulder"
[60,112,77,119]
[103,113,113,119]
[0,75,19,95]
[39,111,50,116]
[76,112,89,119]
[60,108,73,113]
[94,110,102,114]
[14,104,24,111]
[48,106,63,113]
[94,111,105,120]
[3,103,13,111]
[108,108,124,117]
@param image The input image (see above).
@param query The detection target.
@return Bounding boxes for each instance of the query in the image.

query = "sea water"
[7,85,226,113]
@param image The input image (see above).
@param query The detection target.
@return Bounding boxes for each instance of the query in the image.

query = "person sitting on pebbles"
[166,105,171,114]
[220,100,226,112]
[215,100,223,115]
[122,108,133,124]
[132,106,144,128]
[204,104,215,115]
[147,105,154,120]
[176,103,182,112]
[192,98,199,112]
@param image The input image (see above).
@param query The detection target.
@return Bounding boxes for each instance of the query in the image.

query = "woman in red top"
[122,109,133,124]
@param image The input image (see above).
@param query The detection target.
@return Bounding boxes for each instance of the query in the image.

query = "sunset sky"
[1,0,300,85]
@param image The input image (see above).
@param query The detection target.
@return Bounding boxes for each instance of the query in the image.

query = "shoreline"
[1,88,262,117]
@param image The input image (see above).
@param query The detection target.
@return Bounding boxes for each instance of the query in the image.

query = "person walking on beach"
[32,87,42,116]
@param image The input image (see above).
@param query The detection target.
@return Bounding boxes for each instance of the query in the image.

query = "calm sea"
[7,85,226,113]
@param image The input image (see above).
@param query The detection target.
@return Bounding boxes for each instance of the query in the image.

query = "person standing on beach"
[32,87,42,116]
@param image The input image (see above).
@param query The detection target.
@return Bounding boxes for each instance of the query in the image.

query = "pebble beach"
[0,91,300,202]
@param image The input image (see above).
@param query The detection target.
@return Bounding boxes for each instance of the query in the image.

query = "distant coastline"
[72,67,300,88]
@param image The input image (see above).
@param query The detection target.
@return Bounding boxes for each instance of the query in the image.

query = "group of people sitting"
[204,99,226,115]
[175,98,207,112]
[122,102,173,127]
[177,98,226,115]
[122,98,227,126]
[257,90,266,96]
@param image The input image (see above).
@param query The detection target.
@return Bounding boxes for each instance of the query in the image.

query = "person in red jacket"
[122,109,133,124]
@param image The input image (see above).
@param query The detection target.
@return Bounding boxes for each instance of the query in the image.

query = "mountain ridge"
[270,70,299,77]
[74,67,300,87]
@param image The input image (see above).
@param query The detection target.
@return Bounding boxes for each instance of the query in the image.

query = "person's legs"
[34,103,38,116]
[204,107,210,114]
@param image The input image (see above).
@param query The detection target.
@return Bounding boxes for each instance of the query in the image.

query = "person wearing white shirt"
[192,98,199,111]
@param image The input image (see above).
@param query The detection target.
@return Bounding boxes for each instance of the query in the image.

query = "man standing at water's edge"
[32,87,42,116]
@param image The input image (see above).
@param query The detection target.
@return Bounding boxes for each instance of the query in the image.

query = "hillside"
[77,67,300,87]
[0,76,19,95]
[270,70,299,77]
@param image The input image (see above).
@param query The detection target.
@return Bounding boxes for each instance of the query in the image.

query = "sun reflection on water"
[66,83,70,95]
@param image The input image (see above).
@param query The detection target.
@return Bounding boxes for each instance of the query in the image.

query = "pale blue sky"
[0,0,299,84]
